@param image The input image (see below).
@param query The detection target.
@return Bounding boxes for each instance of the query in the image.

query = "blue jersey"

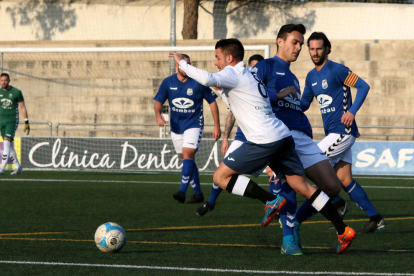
[254,56,313,138]
[154,74,217,134]
[234,126,247,142]
[301,60,360,137]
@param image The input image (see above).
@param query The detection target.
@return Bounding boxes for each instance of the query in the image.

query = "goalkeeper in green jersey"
[0,73,30,175]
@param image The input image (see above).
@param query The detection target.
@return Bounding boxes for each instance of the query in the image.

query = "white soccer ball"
[94,222,126,253]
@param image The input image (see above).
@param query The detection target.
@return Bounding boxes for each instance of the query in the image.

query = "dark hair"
[276,24,306,50]
[0,73,10,80]
[182,54,190,60]
[307,32,331,55]
[215,38,244,61]
[248,54,264,65]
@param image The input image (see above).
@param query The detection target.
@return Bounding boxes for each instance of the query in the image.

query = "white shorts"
[317,133,356,167]
[291,130,328,169]
[171,128,203,154]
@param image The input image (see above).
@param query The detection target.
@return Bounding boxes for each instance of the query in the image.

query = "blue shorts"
[223,136,305,177]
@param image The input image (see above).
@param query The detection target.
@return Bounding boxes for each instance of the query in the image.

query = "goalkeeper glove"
[24,119,30,135]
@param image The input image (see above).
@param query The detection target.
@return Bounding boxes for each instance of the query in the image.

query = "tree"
[182,0,200,39]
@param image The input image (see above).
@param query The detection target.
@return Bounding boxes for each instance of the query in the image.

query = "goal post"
[0,45,271,172]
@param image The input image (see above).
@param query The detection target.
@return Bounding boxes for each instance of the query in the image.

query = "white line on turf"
[0,261,413,275]
[0,178,413,189]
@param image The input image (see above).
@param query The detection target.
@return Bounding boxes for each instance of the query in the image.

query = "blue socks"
[269,176,281,195]
[345,179,378,217]
[207,183,222,205]
[180,159,200,194]
[279,181,297,238]
[191,161,202,194]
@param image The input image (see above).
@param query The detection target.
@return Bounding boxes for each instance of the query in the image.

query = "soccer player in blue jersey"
[300,32,386,233]
[196,55,263,216]
[171,38,356,254]
[254,24,353,255]
[154,54,221,204]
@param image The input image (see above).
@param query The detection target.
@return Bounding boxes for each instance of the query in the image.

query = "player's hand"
[156,115,166,126]
[265,167,274,182]
[341,112,355,127]
[169,52,184,64]
[221,138,229,156]
[24,121,30,135]
[277,86,298,99]
[212,125,221,142]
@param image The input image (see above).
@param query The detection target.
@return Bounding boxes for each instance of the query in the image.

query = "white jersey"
[179,60,291,144]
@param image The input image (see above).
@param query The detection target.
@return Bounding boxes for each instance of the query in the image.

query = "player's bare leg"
[305,160,341,197]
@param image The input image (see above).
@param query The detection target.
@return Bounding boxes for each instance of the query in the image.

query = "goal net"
[0,45,270,172]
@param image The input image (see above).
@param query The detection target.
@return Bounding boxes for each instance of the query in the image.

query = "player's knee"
[324,184,341,197]
[338,175,353,187]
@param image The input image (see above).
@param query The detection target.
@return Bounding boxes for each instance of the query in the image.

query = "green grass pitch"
[0,171,413,275]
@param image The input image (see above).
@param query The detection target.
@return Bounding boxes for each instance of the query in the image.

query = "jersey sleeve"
[300,74,314,112]
[333,64,370,115]
[333,64,355,86]
[17,90,24,102]
[201,85,217,104]
[153,78,169,103]
[179,60,239,89]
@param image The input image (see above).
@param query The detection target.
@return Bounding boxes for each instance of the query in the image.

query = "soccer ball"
[94,222,126,253]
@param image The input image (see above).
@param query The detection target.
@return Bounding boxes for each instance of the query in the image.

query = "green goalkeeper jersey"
[0,86,24,123]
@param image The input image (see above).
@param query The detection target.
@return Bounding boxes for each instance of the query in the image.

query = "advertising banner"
[19,137,414,175]
[21,137,221,172]
[352,141,414,175]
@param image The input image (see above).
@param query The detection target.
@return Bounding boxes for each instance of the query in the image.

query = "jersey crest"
[322,79,328,89]
[187,88,193,96]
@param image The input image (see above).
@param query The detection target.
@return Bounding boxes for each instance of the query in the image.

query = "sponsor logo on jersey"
[312,82,317,86]
[276,72,285,75]
[170,87,178,90]
[316,94,332,108]
[322,79,328,89]
[187,88,193,96]
[171,97,196,113]
[227,157,235,161]
[0,98,13,109]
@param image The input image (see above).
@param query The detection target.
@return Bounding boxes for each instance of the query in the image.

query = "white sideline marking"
[0,261,413,275]
[0,178,413,189]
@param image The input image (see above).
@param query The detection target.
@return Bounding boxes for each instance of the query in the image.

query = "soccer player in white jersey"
[300,32,386,233]
[154,54,221,204]
[170,38,356,254]
[197,55,264,216]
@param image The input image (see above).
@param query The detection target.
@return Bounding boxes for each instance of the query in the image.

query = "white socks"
[1,140,11,170]
[9,146,21,168]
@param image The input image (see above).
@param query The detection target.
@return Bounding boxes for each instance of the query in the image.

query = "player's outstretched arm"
[169,52,239,89]
[209,101,221,142]
[19,101,30,135]
[154,101,166,126]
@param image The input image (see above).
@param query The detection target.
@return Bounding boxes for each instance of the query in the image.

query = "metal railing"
[55,122,168,137]
[18,121,53,136]
[18,122,411,141]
